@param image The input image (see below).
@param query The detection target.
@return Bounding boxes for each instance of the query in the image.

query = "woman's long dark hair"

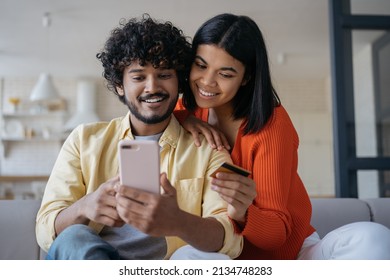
[183,13,280,134]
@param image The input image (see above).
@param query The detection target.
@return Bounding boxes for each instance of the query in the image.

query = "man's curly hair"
[96,14,192,104]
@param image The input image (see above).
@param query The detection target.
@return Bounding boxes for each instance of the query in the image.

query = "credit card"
[210,162,251,178]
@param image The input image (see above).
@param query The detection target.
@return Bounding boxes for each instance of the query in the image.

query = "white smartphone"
[118,139,160,194]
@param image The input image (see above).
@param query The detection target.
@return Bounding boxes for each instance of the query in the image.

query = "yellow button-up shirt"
[36,113,243,259]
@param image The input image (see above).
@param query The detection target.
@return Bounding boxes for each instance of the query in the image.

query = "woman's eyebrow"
[195,55,207,65]
[220,66,237,73]
[195,55,238,73]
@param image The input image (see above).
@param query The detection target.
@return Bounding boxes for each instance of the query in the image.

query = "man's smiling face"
[117,61,179,130]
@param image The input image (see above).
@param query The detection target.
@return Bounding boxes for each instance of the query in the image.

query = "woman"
[175,13,390,259]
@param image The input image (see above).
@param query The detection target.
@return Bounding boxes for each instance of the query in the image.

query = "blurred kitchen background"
[0,0,389,200]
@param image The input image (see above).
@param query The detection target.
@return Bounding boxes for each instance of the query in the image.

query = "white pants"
[170,245,231,260]
[298,221,390,260]
[170,222,390,260]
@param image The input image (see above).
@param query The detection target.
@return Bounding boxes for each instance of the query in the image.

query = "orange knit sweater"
[174,102,315,259]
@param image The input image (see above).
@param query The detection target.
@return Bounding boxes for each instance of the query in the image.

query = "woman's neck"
[208,106,242,148]
[208,105,232,124]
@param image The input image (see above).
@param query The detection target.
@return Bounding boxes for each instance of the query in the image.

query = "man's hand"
[54,176,124,236]
[116,173,225,252]
[82,176,124,227]
[115,173,183,236]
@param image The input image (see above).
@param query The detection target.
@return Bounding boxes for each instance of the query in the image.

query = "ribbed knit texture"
[174,101,315,259]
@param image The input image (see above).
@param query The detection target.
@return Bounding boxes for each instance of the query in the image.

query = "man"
[35,14,242,260]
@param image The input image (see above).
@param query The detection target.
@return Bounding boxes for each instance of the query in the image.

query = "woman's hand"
[182,115,230,150]
[211,172,257,224]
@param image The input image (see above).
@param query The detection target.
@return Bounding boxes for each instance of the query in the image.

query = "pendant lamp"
[30,72,60,102]
[30,12,60,109]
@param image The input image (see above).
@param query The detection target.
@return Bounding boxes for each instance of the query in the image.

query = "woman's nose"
[201,71,217,87]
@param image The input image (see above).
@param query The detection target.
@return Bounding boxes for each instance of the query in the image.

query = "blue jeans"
[46,224,120,260]
[47,224,231,260]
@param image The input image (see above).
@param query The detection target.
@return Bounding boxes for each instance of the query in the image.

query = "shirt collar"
[159,115,180,149]
[118,111,133,140]
[118,111,181,149]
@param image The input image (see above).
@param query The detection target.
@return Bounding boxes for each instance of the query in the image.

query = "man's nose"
[144,77,160,93]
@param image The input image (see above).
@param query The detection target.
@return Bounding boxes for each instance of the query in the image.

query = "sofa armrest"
[363,198,390,229]
[310,198,371,238]
[0,200,41,260]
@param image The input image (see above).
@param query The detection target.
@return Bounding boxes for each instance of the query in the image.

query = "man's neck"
[129,114,171,136]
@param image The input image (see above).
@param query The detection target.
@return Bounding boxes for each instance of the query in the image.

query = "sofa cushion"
[310,198,371,238]
[0,200,41,260]
[363,198,390,229]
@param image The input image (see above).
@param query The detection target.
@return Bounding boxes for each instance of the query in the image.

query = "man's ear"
[116,86,124,96]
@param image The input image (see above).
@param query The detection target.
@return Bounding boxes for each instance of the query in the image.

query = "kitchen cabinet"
[0,110,68,157]
[0,175,49,200]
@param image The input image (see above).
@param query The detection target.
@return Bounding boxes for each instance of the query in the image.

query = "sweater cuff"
[230,213,247,234]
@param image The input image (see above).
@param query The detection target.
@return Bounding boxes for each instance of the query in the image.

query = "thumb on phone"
[160,173,176,196]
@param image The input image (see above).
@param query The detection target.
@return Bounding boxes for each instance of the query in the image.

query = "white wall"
[276,79,335,197]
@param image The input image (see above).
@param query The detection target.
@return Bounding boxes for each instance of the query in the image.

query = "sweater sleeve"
[238,111,298,250]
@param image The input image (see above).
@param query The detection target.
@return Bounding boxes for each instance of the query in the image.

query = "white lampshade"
[30,73,60,102]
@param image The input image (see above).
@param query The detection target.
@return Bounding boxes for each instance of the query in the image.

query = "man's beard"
[124,93,178,125]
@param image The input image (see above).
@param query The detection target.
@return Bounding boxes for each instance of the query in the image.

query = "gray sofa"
[0,198,389,260]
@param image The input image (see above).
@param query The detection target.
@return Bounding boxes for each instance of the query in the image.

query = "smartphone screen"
[118,139,160,194]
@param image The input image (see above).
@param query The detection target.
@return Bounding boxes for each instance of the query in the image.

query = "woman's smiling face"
[189,44,247,110]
